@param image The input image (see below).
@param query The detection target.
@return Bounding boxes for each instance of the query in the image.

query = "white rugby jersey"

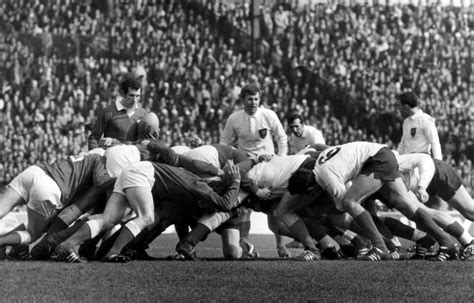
[313,142,385,210]
[220,107,288,156]
[396,153,435,192]
[397,108,442,160]
[248,155,309,198]
[290,125,325,153]
[185,145,220,169]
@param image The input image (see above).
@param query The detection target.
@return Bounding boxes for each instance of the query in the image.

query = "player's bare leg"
[103,187,155,262]
[341,173,390,260]
[382,178,458,261]
[0,186,24,218]
[54,193,129,262]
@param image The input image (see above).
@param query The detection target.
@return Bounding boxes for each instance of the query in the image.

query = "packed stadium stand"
[0,0,472,196]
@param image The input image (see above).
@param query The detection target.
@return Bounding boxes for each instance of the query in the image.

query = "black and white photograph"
[0,0,473,301]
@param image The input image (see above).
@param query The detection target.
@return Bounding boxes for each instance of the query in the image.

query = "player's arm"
[396,121,407,155]
[198,162,242,212]
[88,110,109,150]
[219,117,237,147]
[270,112,288,156]
[423,119,442,160]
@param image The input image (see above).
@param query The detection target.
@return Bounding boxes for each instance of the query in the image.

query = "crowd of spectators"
[0,0,472,194]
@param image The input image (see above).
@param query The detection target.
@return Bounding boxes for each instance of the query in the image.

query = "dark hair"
[240,84,260,99]
[120,76,142,94]
[287,113,304,125]
[398,91,418,108]
[287,168,316,195]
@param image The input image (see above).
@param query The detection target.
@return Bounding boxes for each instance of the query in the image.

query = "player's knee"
[139,212,155,228]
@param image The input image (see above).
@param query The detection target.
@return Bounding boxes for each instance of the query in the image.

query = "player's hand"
[217,168,225,176]
[415,186,429,203]
[256,187,271,200]
[223,160,240,182]
[99,137,114,147]
[257,154,273,162]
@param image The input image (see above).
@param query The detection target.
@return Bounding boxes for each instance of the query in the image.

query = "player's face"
[122,88,141,109]
[289,119,304,137]
[398,103,412,118]
[243,93,260,115]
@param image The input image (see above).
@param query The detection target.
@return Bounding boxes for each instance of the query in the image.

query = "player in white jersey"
[220,84,288,255]
[397,91,442,160]
[220,84,288,157]
[176,154,346,260]
[287,141,457,261]
[287,113,325,154]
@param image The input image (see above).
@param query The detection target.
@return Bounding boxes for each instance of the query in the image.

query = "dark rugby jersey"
[38,154,114,205]
[150,163,240,212]
[88,103,147,150]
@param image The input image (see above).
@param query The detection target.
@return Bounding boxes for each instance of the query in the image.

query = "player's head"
[287,168,318,195]
[240,84,261,115]
[138,112,160,139]
[188,134,203,148]
[287,113,305,137]
[398,91,418,117]
[120,76,142,109]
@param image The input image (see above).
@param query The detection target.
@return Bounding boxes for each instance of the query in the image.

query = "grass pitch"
[0,234,472,302]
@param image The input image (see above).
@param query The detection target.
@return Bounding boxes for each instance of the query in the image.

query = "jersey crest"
[259,128,267,139]
[410,128,416,137]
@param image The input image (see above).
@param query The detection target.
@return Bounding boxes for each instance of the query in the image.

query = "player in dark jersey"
[88,76,147,150]
[29,138,223,260]
[53,160,242,263]
[0,153,116,254]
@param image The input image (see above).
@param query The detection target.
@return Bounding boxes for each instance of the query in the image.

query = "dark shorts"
[427,159,462,201]
[360,147,399,182]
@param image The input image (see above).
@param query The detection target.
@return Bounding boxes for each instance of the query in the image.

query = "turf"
[0,234,472,302]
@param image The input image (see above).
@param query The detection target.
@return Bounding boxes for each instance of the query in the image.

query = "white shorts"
[8,165,62,217]
[105,145,141,178]
[113,162,155,195]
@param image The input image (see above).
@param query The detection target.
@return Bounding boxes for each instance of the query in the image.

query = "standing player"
[397,91,442,160]
[220,84,288,256]
[286,141,457,261]
[88,76,148,150]
[287,113,325,154]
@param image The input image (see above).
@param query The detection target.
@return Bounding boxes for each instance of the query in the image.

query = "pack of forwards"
[1,139,473,263]
[1,87,473,263]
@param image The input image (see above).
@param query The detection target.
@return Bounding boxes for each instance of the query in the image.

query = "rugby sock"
[410,208,454,247]
[239,220,251,240]
[106,227,135,257]
[354,211,388,252]
[305,220,328,242]
[288,219,318,251]
[185,223,211,246]
[383,216,419,240]
[371,215,394,239]
[50,218,89,244]
[0,232,21,246]
[0,224,26,246]
[46,217,68,234]
[445,221,473,245]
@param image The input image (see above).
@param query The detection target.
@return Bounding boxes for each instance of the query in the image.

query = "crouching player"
[53,161,242,263]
